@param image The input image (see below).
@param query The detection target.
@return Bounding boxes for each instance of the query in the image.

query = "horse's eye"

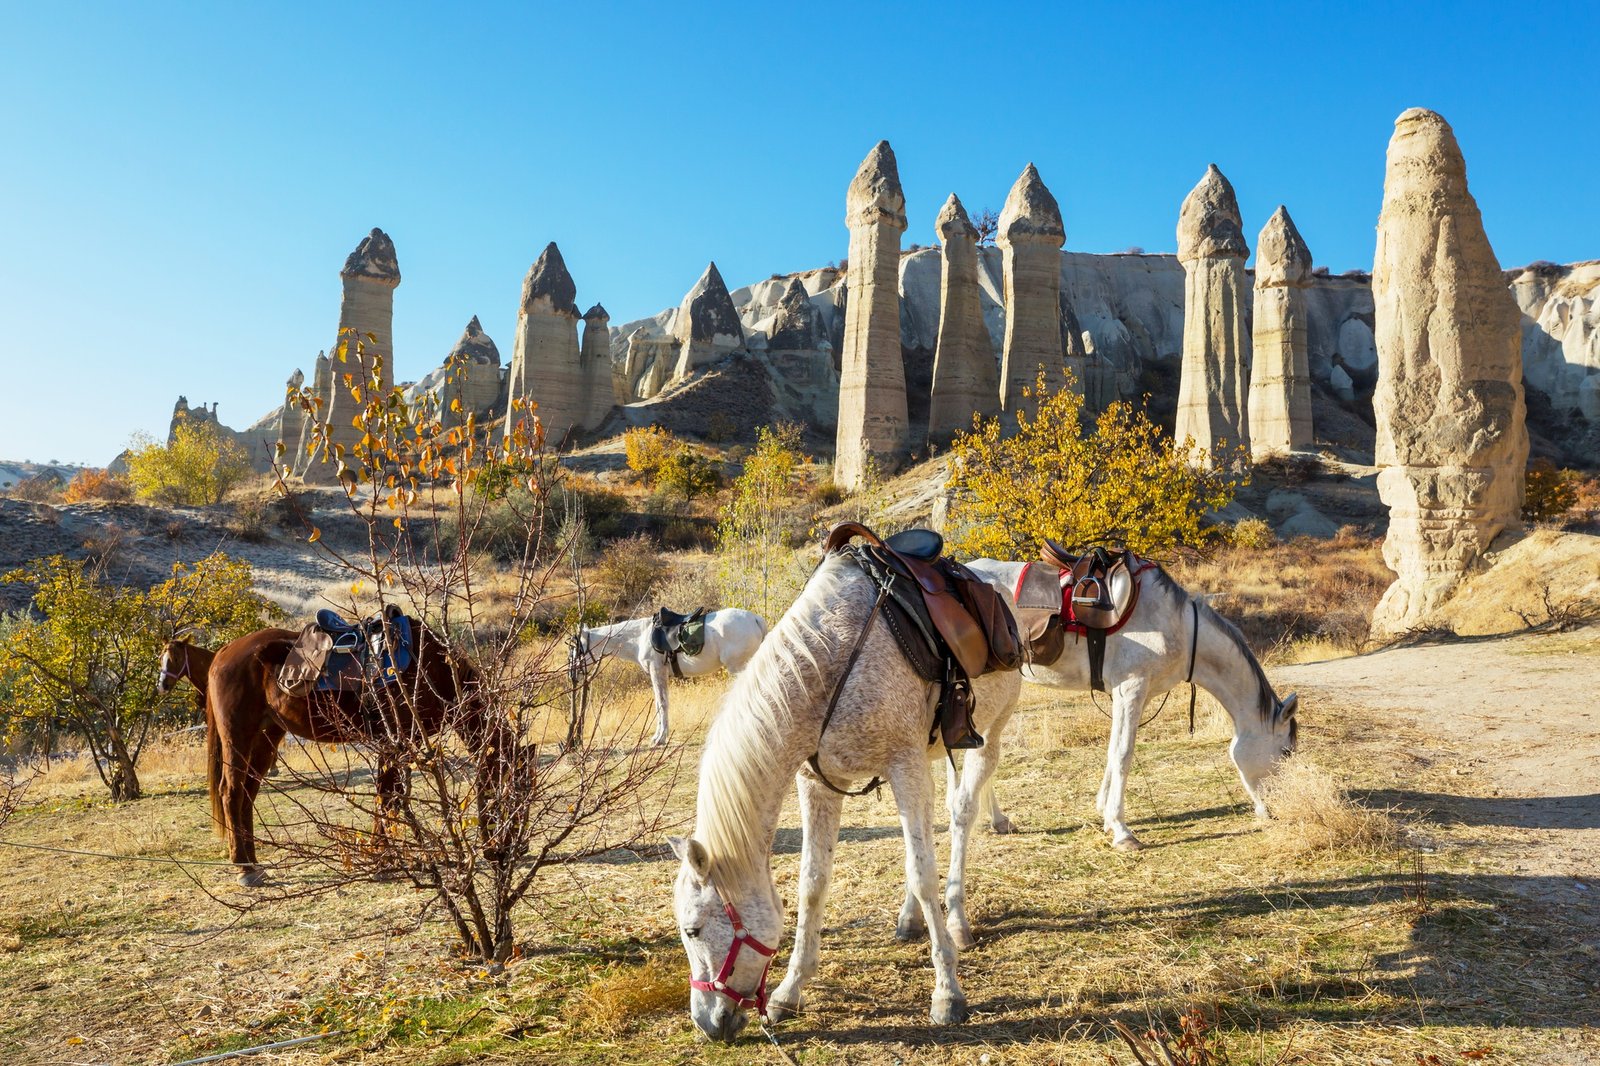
[685,927,700,939]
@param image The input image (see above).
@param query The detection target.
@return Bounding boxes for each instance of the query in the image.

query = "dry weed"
[572,957,684,1035]
[1261,760,1398,857]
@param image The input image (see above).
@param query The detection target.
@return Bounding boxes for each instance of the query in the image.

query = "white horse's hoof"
[766,998,801,1025]
[651,735,668,748]
[948,920,977,952]
[237,865,267,887]
[931,993,969,1025]
[895,918,927,942]
[988,812,1015,835]
[1111,835,1145,853]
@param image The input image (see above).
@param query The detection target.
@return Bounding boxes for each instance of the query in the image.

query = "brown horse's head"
[157,640,192,696]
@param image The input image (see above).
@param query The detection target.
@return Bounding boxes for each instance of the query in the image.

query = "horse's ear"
[1278,692,1298,720]
[668,836,711,880]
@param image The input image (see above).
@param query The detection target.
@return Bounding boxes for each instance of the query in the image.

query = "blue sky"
[2,1,1596,464]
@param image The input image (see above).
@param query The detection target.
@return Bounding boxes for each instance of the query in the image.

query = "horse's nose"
[704,1004,747,1044]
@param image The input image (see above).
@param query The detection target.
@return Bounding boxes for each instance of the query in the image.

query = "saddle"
[650,606,707,679]
[278,604,415,697]
[823,522,1021,751]
[1022,539,1151,692]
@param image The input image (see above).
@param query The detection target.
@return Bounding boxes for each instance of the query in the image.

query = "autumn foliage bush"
[62,468,133,503]
[946,372,1246,559]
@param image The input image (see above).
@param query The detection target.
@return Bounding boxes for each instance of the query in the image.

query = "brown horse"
[203,617,510,885]
[157,639,214,705]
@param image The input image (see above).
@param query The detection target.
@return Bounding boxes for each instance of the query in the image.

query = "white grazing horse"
[668,553,1021,1042]
[571,608,767,746]
[916,558,1299,954]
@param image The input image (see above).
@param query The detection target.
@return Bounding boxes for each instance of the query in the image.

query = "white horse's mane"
[695,555,861,887]
[1146,566,1277,720]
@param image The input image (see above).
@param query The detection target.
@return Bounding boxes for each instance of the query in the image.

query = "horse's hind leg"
[896,775,937,941]
[647,661,670,747]
[225,728,276,886]
[769,773,843,1024]
[892,758,968,1025]
[945,736,1006,951]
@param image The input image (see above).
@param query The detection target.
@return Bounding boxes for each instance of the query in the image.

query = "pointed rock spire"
[845,140,907,230]
[1177,165,1248,261]
[1248,206,1314,459]
[769,277,825,351]
[936,193,978,242]
[342,227,401,283]
[583,303,609,323]
[998,163,1064,242]
[679,262,743,344]
[1255,206,1312,288]
[520,242,580,317]
[930,192,998,441]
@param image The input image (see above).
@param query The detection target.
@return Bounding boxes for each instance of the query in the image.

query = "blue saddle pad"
[312,611,414,691]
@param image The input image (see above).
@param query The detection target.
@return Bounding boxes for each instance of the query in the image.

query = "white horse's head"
[669,835,781,1044]
[1231,690,1299,817]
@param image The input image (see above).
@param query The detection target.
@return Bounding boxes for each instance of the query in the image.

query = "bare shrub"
[9,473,63,502]
[594,533,663,610]
[1261,760,1398,857]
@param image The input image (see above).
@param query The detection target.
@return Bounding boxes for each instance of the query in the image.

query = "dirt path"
[1278,626,1600,906]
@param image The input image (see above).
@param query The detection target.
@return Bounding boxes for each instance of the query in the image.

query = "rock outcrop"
[505,242,585,447]
[928,194,998,443]
[1507,260,1600,418]
[404,316,502,430]
[1175,165,1251,464]
[581,303,614,430]
[303,228,401,484]
[997,164,1066,419]
[293,351,332,475]
[1248,206,1315,458]
[1370,108,1528,635]
[671,263,744,383]
[835,140,909,489]
[275,368,305,456]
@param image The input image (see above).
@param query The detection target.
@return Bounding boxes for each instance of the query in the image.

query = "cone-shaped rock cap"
[520,242,580,317]
[769,276,824,350]
[1255,206,1313,288]
[582,303,609,322]
[1177,164,1248,262]
[998,164,1064,245]
[342,227,401,282]
[680,262,744,344]
[936,194,978,242]
[1384,108,1472,206]
[449,315,501,365]
[846,140,908,231]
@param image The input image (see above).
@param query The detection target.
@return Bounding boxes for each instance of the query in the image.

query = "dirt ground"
[1,628,1598,1065]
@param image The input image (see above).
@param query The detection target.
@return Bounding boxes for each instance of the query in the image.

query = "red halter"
[689,899,777,1018]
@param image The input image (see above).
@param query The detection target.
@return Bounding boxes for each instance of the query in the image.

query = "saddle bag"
[278,626,335,697]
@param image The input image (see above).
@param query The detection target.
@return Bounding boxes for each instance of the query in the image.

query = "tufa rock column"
[275,368,304,462]
[505,242,584,447]
[835,140,909,489]
[928,194,999,443]
[293,351,332,475]
[580,303,614,431]
[1247,206,1315,458]
[440,316,502,430]
[1370,108,1528,635]
[672,262,744,381]
[997,163,1066,421]
[305,229,400,484]
[1175,165,1251,464]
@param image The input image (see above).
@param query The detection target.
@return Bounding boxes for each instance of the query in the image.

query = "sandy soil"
[1278,627,1600,910]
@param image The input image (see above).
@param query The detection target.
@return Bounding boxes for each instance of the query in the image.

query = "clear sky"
[2,1,1596,464]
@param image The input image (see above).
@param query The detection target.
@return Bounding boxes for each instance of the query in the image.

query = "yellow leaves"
[450,397,462,413]
[307,526,322,543]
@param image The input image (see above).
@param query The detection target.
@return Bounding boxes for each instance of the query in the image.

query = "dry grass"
[572,957,685,1035]
[1260,760,1400,857]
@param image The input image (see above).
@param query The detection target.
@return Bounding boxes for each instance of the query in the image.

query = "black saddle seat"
[885,527,944,560]
[652,606,705,632]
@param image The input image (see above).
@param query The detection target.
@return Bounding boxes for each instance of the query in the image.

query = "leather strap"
[1186,599,1200,735]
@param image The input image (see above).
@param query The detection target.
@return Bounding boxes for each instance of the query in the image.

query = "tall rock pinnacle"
[1247,206,1315,458]
[672,262,745,379]
[928,194,999,441]
[997,164,1068,419]
[1369,108,1527,635]
[506,241,585,447]
[835,140,909,488]
[1174,164,1251,464]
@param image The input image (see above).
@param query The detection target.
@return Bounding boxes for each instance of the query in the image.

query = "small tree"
[717,424,808,617]
[1523,457,1578,523]
[254,329,676,965]
[0,552,275,800]
[657,446,721,503]
[973,208,1000,246]
[126,421,253,505]
[62,468,133,503]
[946,371,1245,559]
[623,425,675,485]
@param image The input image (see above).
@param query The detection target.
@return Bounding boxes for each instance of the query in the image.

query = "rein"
[806,580,891,798]
[690,893,778,1019]
[1186,599,1200,735]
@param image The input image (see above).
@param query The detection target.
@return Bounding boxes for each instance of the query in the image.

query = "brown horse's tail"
[204,696,225,839]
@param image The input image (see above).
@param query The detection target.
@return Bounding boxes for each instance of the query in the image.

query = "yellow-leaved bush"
[945,371,1246,560]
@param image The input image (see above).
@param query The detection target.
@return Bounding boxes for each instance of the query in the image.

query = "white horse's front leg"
[646,659,669,747]
[892,759,968,1025]
[770,773,843,1024]
[1102,681,1149,851]
[945,737,1004,950]
[1096,701,1124,815]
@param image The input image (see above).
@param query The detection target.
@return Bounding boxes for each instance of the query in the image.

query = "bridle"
[158,648,191,691]
[689,889,778,1019]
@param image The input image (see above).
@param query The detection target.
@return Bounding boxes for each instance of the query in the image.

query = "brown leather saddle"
[278,604,414,698]
[823,522,1021,752]
[1035,539,1146,692]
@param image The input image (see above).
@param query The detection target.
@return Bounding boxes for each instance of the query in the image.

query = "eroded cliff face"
[1507,260,1600,419]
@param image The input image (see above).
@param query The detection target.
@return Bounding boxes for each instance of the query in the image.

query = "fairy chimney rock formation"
[438,316,502,429]
[1370,108,1528,635]
[506,242,585,447]
[835,140,909,488]
[768,277,827,352]
[581,303,614,431]
[672,262,744,380]
[275,367,305,456]
[928,193,999,442]
[1247,206,1315,458]
[1175,165,1251,464]
[997,164,1067,420]
[304,228,401,483]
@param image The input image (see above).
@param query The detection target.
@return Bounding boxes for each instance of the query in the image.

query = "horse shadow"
[1358,787,1600,831]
